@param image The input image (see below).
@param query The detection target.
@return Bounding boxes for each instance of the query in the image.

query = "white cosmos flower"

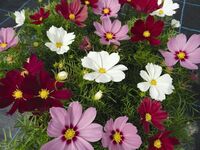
[171,19,181,28]
[81,51,128,83]
[14,9,25,28]
[45,26,75,55]
[151,0,179,17]
[137,63,174,101]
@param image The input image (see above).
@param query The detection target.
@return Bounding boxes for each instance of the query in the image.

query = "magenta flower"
[102,116,142,150]
[0,27,19,52]
[94,17,130,45]
[41,102,103,150]
[93,0,121,19]
[160,34,200,70]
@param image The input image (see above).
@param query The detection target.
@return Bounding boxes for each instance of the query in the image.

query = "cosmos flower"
[93,17,130,45]
[93,0,121,19]
[81,51,128,83]
[56,0,88,27]
[137,63,174,101]
[131,0,160,14]
[14,9,25,28]
[0,27,19,52]
[30,7,50,25]
[41,102,103,150]
[131,16,164,46]
[160,34,200,70]
[137,97,168,133]
[81,0,98,8]
[21,54,44,77]
[45,26,75,55]
[28,70,72,112]
[148,131,179,150]
[102,116,142,150]
[151,0,179,17]
[0,70,37,115]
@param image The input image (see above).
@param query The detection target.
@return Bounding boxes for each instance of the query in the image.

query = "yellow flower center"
[145,113,152,122]
[39,17,43,21]
[0,42,7,48]
[69,13,75,20]
[56,42,63,48]
[85,0,90,5]
[64,129,76,140]
[143,30,151,38]
[158,9,164,15]
[12,89,23,99]
[113,132,122,144]
[177,51,186,60]
[106,32,114,40]
[150,79,157,86]
[39,89,49,100]
[154,139,162,149]
[103,8,110,14]
[99,68,106,74]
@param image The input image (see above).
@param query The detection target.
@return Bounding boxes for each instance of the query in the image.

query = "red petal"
[51,89,72,100]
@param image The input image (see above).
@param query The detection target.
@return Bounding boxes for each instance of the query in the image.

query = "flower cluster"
[0,0,199,149]
[0,55,72,114]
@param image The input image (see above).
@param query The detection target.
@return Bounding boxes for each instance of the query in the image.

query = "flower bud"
[56,71,68,81]
[93,90,103,100]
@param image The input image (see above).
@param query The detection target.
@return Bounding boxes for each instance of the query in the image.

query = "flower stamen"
[12,89,23,99]
[143,31,151,38]
[154,139,162,149]
[39,89,49,100]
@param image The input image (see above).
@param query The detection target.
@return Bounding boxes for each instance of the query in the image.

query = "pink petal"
[100,38,110,45]
[123,134,142,149]
[160,50,178,67]
[47,120,64,137]
[167,37,179,52]
[115,25,129,40]
[68,102,83,126]
[69,0,81,15]
[101,133,110,147]
[174,34,187,50]
[104,118,114,132]
[184,34,200,53]
[79,123,103,142]
[50,107,68,127]
[180,59,198,70]
[77,107,97,129]
[122,123,137,136]
[75,137,94,150]
[93,22,105,35]
[111,19,121,33]
[113,116,128,131]
[188,48,200,64]
[40,137,66,150]
[102,17,112,32]
[110,39,120,45]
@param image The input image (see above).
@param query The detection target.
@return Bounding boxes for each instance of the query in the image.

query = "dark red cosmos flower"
[21,54,44,77]
[28,71,72,112]
[81,0,98,8]
[148,131,179,150]
[131,16,164,46]
[131,0,160,14]
[30,8,50,25]
[0,70,37,114]
[56,0,88,27]
[137,97,168,133]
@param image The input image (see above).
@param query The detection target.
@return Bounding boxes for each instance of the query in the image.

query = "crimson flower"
[30,8,50,25]
[137,97,168,133]
[28,71,72,112]
[56,0,88,27]
[148,131,179,150]
[0,71,37,114]
[81,0,98,8]
[131,16,164,46]
[21,54,44,77]
[131,0,160,14]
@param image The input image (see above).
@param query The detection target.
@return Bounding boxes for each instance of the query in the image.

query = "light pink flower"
[160,34,200,70]
[41,102,103,150]
[94,17,130,45]
[0,27,19,52]
[93,0,121,19]
[102,116,142,150]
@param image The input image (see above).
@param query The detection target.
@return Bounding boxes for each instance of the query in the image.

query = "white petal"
[137,82,150,92]
[107,70,126,82]
[149,86,159,100]
[157,74,173,85]
[145,63,155,79]
[110,64,128,71]
[104,53,120,70]
[81,57,99,71]
[140,70,151,81]
[45,42,57,52]
[56,46,69,54]
[87,51,105,68]
[95,74,112,83]
[83,72,100,81]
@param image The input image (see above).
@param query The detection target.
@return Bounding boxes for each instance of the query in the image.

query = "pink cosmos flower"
[93,0,121,19]
[102,116,142,150]
[0,27,19,52]
[41,102,103,150]
[94,17,130,45]
[160,34,200,70]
